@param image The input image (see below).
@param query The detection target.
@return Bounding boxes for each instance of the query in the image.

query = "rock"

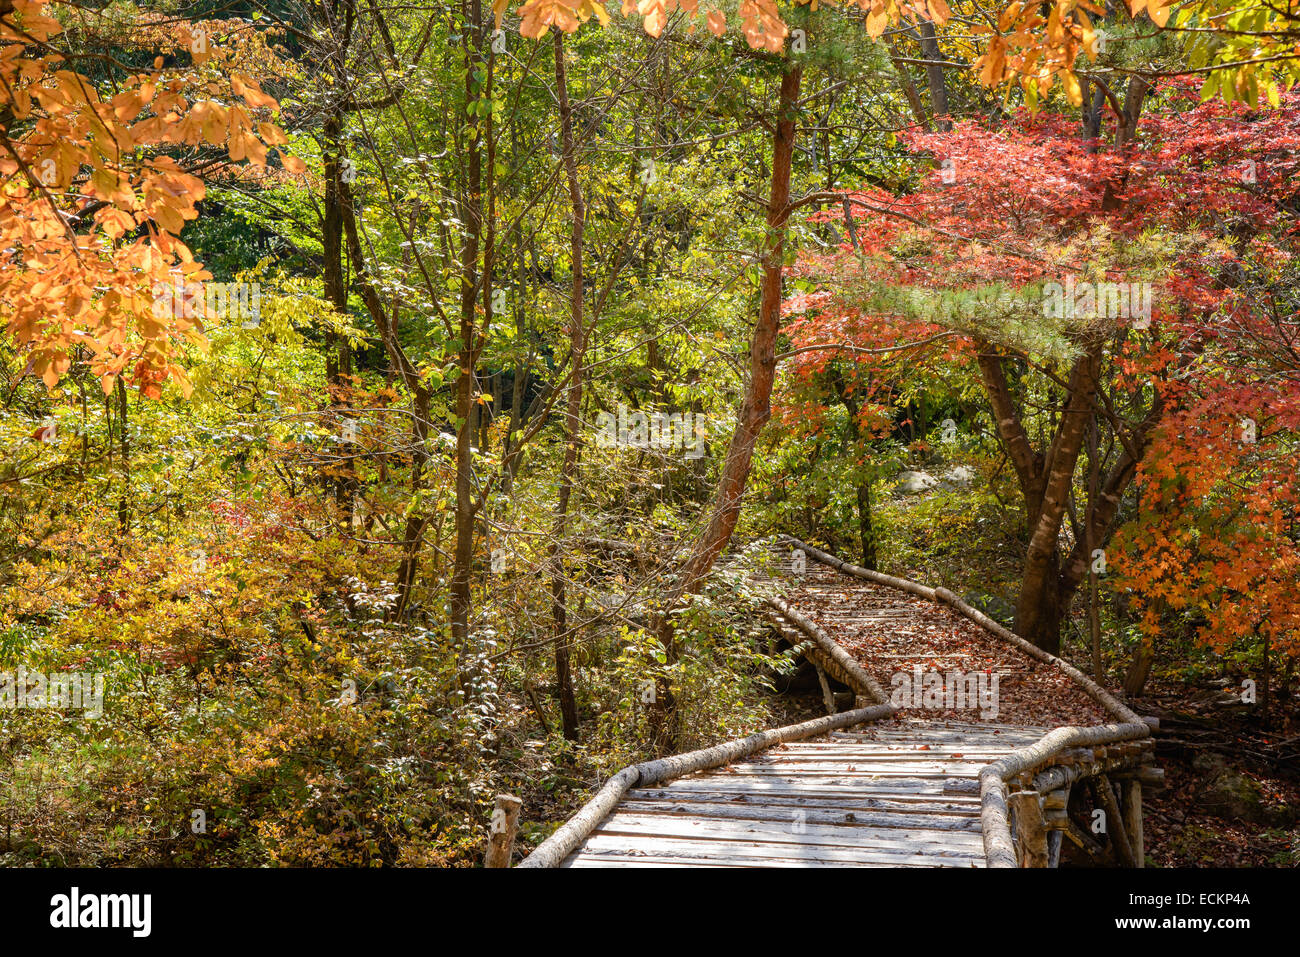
[1193,755,1296,826]
[964,592,1016,625]
[896,470,938,494]
[941,465,977,486]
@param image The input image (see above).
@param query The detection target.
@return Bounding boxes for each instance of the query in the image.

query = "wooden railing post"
[1123,779,1144,868]
[485,794,522,868]
[1008,791,1049,867]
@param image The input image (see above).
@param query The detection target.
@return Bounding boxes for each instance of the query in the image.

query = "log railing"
[779,535,1156,868]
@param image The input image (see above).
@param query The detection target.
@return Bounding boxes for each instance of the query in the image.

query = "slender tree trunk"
[337,147,433,622]
[917,21,951,132]
[1087,413,1102,678]
[320,90,355,521]
[548,31,585,742]
[675,61,804,596]
[322,111,347,388]
[1124,635,1156,696]
[977,342,1102,654]
[833,370,877,569]
[450,0,486,648]
[886,38,931,131]
[393,388,431,621]
[856,483,877,570]
[1013,348,1100,653]
[648,61,803,754]
[115,377,130,534]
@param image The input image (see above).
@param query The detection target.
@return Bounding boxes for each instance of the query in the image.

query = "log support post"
[1123,778,1144,868]
[814,664,837,715]
[1046,830,1062,868]
[485,793,523,868]
[1093,774,1137,868]
[1064,818,1109,866]
[1008,790,1049,867]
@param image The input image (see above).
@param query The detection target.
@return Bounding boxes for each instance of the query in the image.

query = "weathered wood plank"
[764,757,1009,766]
[687,767,987,779]
[571,833,985,867]
[590,812,987,851]
[830,733,1042,745]
[776,743,1016,753]
[612,800,983,831]
[626,788,982,813]
[563,850,976,868]
[664,774,984,791]
[648,780,982,802]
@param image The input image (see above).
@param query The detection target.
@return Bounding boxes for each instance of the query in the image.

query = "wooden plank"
[839,721,1046,732]
[563,852,966,869]
[656,777,979,795]
[718,752,993,763]
[832,727,1044,738]
[727,761,991,773]
[776,742,1013,752]
[626,788,982,813]
[689,767,986,779]
[591,812,987,852]
[769,743,1013,748]
[829,730,1041,741]
[770,744,1013,753]
[613,800,982,831]
[745,752,1007,763]
[647,784,982,806]
[562,856,747,868]
[885,720,1049,732]
[568,833,984,868]
[826,738,1035,750]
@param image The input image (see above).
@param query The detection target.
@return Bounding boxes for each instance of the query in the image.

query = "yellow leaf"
[258,122,289,146]
[1063,71,1082,107]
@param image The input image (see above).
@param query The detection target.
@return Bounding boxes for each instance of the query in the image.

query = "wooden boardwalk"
[561,721,1047,868]
[518,536,1157,869]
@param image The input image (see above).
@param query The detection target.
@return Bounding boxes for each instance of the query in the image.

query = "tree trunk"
[450,0,487,648]
[917,21,950,132]
[115,377,130,534]
[548,31,584,742]
[886,38,931,131]
[1086,413,1102,678]
[833,369,877,570]
[1124,637,1155,696]
[676,61,803,596]
[1012,348,1101,652]
[648,60,803,754]
[857,482,877,570]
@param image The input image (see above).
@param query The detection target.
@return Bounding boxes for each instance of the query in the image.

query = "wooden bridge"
[515,537,1161,869]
